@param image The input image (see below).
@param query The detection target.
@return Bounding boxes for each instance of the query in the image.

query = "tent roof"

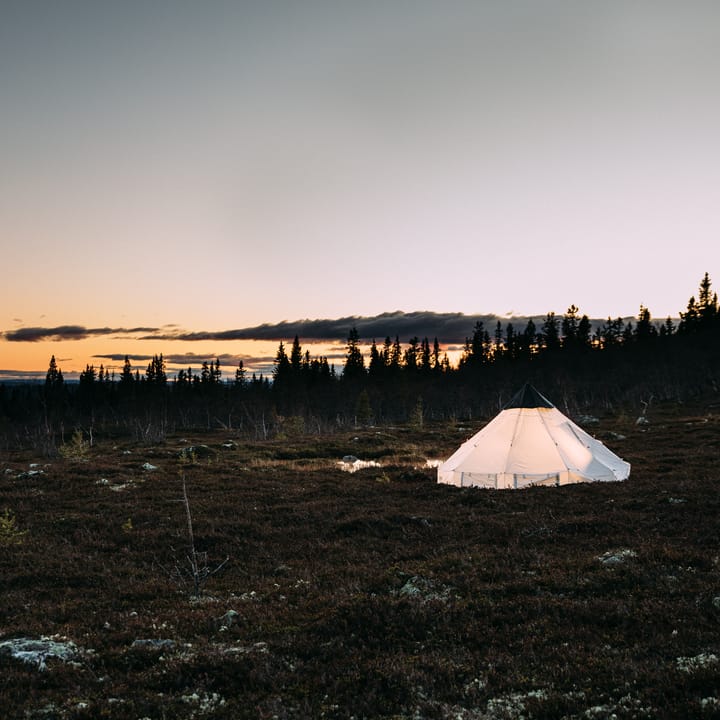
[504,383,554,409]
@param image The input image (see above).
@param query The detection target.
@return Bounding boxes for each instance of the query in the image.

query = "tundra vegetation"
[0,274,719,718]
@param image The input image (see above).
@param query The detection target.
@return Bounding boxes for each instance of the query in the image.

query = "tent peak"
[504,383,554,409]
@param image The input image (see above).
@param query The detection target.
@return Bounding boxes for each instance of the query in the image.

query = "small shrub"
[58,429,90,460]
[0,509,27,546]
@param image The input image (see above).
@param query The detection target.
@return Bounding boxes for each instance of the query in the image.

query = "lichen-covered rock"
[597,548,637,565]
[0,636,80,671]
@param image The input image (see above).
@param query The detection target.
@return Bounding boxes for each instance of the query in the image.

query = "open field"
[1,403,720,719]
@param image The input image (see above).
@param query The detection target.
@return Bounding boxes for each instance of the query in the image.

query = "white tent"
[437,384,630,489]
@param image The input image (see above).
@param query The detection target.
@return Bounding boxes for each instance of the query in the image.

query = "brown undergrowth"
[1,405,720,718]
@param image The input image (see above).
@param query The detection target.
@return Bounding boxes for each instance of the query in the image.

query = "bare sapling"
[176,472,229,598]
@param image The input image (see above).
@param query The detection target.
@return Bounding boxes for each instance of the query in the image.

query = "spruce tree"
[403,337,419,373]
[505,323,516,360]
[635,305,657,344]
[235,360,246,388]
[697,272,718,325]
[273,342,291,382]
[519,319,537,359]
[45,355,63,387]
[343,327,365,380]
[420,337,432,373]
[541,313,560,352]
[145,354,167,385]
[389,336,402,372]
[120,356,134,386]
[289,336,302,375]
[368,340,384,378]
[432,338,441,372]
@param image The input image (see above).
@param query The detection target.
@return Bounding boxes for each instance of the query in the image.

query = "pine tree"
[562,305,579,348]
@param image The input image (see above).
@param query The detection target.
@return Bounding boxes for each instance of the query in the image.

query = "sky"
[2,1,719,378]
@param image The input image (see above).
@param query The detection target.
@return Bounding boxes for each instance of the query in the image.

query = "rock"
[16,469,45,479]
[131,639,176,651]
[178,445,216,460]
[597,548,637,565]
[677,653,719,673]
[397,575,453,602]
[215,610,240,630]
[0,636,80,671]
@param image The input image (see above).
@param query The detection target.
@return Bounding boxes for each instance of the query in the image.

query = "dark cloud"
[91,353,155,363]
[0,368,46,379]
[5,312,619,348]
[143,312,547,344]
[92,352,277,370]
[2,326,158,342]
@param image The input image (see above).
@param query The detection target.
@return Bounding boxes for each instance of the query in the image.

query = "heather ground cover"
[1,403,720,719]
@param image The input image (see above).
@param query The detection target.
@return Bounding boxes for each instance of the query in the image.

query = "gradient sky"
[2,1,719,375]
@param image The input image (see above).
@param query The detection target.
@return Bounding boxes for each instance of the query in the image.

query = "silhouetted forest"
[1,274,719,452]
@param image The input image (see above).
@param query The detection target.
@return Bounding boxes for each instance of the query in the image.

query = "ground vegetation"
[0,403,719,717]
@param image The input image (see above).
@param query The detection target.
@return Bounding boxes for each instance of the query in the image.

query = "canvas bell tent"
[437,384,630,489]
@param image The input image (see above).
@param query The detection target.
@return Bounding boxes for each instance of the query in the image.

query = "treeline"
[1,274,719,452]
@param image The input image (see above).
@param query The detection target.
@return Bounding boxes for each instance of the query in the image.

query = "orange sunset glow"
[2,3,719,378]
